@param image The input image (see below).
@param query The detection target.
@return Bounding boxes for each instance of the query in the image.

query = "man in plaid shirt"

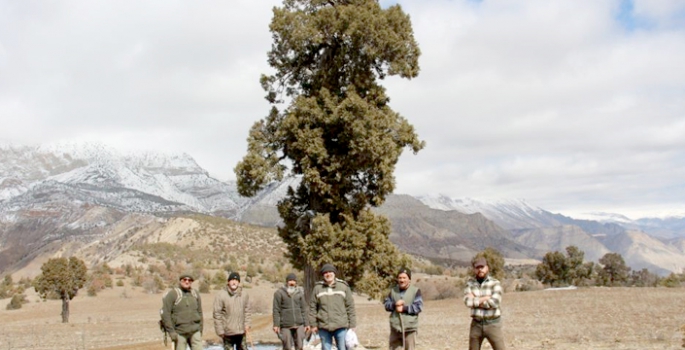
[463,256,505,350]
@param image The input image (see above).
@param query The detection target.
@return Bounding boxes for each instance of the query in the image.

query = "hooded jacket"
[309,279,356,331]
[213,285,252,337]
[273,286,308,328]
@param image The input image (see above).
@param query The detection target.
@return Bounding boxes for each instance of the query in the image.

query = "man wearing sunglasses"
[161,272,204,350]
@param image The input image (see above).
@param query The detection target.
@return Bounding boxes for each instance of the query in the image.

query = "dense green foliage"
[535,246,595,287]
[597,252,631,286]
[34,257,88,323]
[235,0,423,299]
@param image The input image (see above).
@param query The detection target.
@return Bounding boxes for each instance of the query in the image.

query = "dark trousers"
[469,319,505,350]
[279,326,305,350]
[222,334,247,350]
[389,328,416,350]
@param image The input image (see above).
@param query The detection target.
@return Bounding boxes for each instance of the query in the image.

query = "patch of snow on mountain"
[573,212,636,224]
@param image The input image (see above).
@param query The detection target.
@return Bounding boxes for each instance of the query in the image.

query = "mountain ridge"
[1,142,684,275]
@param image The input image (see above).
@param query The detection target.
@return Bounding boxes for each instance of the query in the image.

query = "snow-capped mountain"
[2,141,684,276]
[0,142,246,216]
[565,211,685,240]
[416,195,566,230]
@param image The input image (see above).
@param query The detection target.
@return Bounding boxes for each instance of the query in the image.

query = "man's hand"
[273,326,280,334]
[311,326,318,334]
[395,300,405,313]
[169,332,178,342]
[304,326,311,332]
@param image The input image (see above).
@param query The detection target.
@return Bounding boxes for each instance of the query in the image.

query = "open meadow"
[1,284,683,350]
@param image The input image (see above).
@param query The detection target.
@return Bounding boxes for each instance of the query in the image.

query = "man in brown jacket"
[213,272,251,350]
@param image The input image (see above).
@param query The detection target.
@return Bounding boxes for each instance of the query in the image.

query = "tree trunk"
[61,296,70,323]
[303,263,317,305]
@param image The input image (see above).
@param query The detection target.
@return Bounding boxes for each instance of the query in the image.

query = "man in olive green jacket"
[213,272,251,350]
[309,264,356,350]
[161,272,203,350]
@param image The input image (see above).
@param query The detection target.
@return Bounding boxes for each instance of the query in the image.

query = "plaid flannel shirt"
[463,275,502,320]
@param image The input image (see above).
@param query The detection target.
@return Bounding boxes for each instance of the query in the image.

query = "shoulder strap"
[173,288,199,305]
[174,288,183,305]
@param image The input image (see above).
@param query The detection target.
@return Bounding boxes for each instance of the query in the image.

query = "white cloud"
[1,0,684,217]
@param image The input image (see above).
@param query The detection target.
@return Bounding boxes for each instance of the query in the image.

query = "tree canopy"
[235,0,423,299]
[535,246,594,287]
[34,256,87,323]
[597,252,630,286]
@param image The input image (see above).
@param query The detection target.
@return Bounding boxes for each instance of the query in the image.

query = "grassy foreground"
[1,284,683,349]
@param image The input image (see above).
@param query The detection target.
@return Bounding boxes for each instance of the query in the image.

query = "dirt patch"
[1,286,684,349]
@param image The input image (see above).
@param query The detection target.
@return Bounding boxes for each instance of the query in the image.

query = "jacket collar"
[226,285,242,296]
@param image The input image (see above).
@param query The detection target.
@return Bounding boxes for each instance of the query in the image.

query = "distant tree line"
[534,245,685,288]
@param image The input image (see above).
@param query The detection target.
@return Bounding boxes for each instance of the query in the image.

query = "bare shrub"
[142,275,165,294]
[512,278,544,292]
[415,278,462,301]
[6,293,26,310]
[199,280,210,293]
[249,294,270,314]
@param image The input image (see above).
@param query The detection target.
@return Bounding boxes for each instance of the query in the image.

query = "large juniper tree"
[34,257,87,323]
[235,0,424,299]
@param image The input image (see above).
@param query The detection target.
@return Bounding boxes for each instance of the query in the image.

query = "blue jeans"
[318,328,347,350]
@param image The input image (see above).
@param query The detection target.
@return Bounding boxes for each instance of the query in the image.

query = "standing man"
[160,272,203,350]
[213,272,251,350]
[384,268,423,350]
[273,273,309,350]
[463,257,505,350]
[309,264,356,350]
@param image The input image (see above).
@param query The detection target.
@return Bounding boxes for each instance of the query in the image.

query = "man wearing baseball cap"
[213,272,251,350]
[160,272,203,350]
[309,264,356,350]
[384,267,423,349]
[463,256,505,350]
[273,273,309,350]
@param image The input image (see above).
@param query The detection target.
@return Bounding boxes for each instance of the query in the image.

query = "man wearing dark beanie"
[272,272,309,350]
[384,267,423,350]
[213,272,251,350]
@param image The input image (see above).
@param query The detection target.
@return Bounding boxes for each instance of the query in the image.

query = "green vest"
[389,285,419,332]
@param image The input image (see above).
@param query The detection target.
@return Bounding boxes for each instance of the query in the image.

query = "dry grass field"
[1,284,683,350]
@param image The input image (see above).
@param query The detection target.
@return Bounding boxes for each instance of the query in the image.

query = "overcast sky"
[1,0,684,218]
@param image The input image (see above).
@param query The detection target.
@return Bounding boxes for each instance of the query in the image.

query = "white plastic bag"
[345,329,359,349]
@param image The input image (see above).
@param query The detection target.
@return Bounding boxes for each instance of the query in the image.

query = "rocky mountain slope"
[512,225,611,263]
[2,142,684,275]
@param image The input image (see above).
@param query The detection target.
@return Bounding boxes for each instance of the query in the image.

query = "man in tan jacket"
[213,272,251,350]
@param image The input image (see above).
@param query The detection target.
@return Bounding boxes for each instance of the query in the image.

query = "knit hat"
[320,264,336,274]
[286,273,297,282]
[179,272,194,281]
[397,267,411,279]
[472,257,488,268]
[227,272,241,282]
